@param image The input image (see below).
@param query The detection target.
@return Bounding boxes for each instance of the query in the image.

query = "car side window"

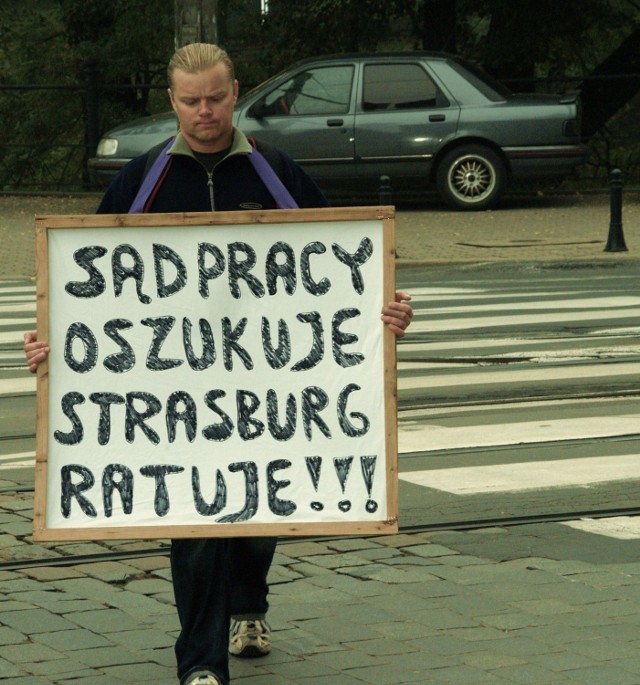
[260,66,354,116]
[363,64,445,110]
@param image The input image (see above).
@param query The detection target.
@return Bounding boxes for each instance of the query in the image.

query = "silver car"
[89,52,586,211]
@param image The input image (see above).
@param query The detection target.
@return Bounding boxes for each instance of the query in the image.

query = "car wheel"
[436,145,506,211]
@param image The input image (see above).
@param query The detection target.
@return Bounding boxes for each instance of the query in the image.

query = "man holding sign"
[25,43,412,685]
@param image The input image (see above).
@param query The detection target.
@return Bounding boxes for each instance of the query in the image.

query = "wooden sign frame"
[33,207,397,541]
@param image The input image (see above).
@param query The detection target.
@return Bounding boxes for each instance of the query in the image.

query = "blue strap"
[128,137,298,212]
[128,137,175,213]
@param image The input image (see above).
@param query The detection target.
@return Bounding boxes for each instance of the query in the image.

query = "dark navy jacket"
[97,129,329,214]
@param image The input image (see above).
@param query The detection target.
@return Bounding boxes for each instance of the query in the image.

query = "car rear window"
[363,63,441,110]
[447,59,511,101]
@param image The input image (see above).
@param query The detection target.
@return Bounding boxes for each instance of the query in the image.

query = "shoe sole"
[230,645,270,658]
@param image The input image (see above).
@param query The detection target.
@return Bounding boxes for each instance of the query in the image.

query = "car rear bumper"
[505,144,588,179]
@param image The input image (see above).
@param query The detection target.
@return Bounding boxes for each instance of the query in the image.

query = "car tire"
[436,145,506,211]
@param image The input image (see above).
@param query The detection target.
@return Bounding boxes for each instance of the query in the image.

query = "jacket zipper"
[207,171,215,211]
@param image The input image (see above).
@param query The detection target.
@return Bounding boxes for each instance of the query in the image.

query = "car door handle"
[429,114,446,122]
[326,118,344,127]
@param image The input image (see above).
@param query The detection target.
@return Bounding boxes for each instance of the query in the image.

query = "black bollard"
[378,175,392,206]
[604,168,628,252]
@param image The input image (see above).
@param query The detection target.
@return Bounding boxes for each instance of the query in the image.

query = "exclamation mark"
[360,455,378,513]
[305,456,323,511]
[334,456,353,511]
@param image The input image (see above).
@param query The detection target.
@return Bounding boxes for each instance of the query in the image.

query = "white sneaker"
[184,671,221,685]
[229,617,272,657]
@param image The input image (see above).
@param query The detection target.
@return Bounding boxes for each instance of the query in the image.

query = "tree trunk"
[580,26,640,140]
[174,0,219,47]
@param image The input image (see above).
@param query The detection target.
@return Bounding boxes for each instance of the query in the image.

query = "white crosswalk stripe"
[0,451,36,469]
[396,270,640,539]
[562,517,640,539]
[399,404,640,453]
[401,455,640,494]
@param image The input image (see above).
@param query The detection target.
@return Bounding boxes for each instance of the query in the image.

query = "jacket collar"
[167,128,252,159]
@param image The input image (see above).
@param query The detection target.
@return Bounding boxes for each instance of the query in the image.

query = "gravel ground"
[1,190,638,279]
[0,194,101,279]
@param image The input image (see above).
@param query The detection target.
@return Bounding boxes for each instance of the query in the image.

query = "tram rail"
[2,503,640,573]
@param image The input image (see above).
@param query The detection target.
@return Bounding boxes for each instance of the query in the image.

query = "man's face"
[168,62,239,152]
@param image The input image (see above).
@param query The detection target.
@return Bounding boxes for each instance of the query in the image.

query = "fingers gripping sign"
[381,291,413,338]
[24,330,50,374]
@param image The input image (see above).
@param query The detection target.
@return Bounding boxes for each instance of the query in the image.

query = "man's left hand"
[381,291,413,338]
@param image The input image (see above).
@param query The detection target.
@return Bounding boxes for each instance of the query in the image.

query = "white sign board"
[33,208,397,540]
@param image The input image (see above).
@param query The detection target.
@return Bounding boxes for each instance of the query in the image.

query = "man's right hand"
[24,331,50,374]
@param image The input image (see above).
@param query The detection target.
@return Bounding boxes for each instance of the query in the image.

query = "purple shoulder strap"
[248,148,299,209]
[128,137,175,213]
[128,137,298,212]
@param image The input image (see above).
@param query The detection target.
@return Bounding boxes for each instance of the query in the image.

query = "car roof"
[286,51,457,67]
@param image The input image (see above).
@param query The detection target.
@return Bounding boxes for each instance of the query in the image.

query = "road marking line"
[399,454,640,494]
[408,308,640,332]
[0,284,35,292]
[420,296,640,315]
[406,288,583,300]
[0,451,34,462]
[562,517,640,540]
[0,377,35,395]
[0,462,34,470]
[400,334,640,353]
[398,414,640,453]
[1,318,36,327]
[399,360,640,389]
[0,331,29,345]
[0,304,36,314]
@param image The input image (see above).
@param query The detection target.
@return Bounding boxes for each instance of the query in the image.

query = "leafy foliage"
[0,0,173,190]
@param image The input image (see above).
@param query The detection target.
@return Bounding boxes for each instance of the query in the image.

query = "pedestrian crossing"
[0,282,35,349]
[395,269,640,533]
[0,280,36,472]
[2,274,640,542]
[0,451,35,469]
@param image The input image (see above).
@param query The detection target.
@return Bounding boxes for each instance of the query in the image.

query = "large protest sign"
[33,207,397,541]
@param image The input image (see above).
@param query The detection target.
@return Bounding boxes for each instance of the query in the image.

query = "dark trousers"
[171,536,277,685]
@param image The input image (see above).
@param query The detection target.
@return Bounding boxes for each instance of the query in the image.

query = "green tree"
[258,0,407,75]
[0,3,77,189]
[58,0,173,119]
[465,0,634,90]
[0,1,173,190]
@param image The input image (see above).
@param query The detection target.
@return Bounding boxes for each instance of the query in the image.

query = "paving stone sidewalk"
[3,490,640,684]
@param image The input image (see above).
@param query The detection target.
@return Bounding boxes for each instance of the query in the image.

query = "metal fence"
[0,59,168,193]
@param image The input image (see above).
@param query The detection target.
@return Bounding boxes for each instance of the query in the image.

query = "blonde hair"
[167,43,235,88]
